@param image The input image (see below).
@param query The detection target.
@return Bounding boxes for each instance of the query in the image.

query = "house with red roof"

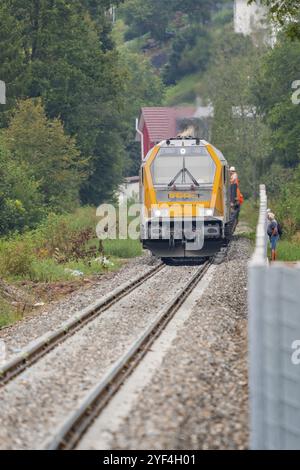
[135,106,196,159]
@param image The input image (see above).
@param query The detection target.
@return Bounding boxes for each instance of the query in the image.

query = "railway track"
[0,263,164,387]
[44,260,211,450]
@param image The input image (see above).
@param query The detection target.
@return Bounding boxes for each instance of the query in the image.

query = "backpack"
[268,220,282,237]
[277,222,283,237]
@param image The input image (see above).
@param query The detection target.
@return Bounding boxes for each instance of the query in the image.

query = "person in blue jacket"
[267,212,279,261]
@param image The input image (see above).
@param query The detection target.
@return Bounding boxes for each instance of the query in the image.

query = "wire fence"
[248,184,300,449]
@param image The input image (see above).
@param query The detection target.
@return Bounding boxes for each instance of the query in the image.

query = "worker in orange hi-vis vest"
[230,166,244,215]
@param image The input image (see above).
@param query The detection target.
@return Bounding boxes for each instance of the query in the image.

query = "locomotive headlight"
[205,209,214,217]
[152,207,169,218]
[198,207,214,217]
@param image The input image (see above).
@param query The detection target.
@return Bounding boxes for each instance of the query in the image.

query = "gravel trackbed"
[111,238,251,450]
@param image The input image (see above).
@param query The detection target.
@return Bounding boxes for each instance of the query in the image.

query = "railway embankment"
[110,237,250,450]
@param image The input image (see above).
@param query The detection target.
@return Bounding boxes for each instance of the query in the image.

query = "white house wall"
[234,0,267,36]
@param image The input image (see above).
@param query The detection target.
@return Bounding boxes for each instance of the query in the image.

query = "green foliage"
[276,240,300,262]
[202,29,270,198]
[163,26,211,85]
[28,258,73,282]
[0,296,21,328]
[239,199,259,231]
[263,164,293,197]
[0,136,43,234]
[0,4,25,127]
[0,0,129,205]
[251,36,300,169]
[118,49,165,174]
[0,238,35,277]
[5,99,86,212]
[0,206,141,281]
[271,165,300,237]
[81,0,124,51]
[103,238,142,258]
[164,73,201,105]
[120,0,227,41]
[120,0,170,41]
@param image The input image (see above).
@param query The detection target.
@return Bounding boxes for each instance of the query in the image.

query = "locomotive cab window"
[151,147,216,186]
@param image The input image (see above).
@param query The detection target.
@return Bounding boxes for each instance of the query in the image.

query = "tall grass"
[0,297,21,328]
[276,240,300,262]
[239,199,259,231]
[0,206,142,283]
[103,239,142,259]
[164,73,200,105]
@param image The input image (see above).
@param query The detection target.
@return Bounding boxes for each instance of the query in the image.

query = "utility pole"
[110,5,116,24]
[0,80,6,105]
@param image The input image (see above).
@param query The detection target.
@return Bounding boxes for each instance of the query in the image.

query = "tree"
[5,99,86,211]
[251,34,300,168]
[0,4,25,127]
[120,0,227,41]
[204,29,271,198]
[0,136,43,234]
[118,50,165,175]
[0,0,129,205]
[172,0,224,23]
[120,0,170,41]
[82,0,124,50]
[163,25,211,85]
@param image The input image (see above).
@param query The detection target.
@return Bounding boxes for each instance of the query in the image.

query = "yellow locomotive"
[140,136,238,262]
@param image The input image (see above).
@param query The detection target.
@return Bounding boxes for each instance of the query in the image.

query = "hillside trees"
[5,99,86,213]
[120,0,229,41]
[0,137,43,235]
[0,0,128,205]
[120,0,171,41]
[249,0,300,39]
[203,23,300,204]
[0,4,25,127]
[250,35,300,169]
[163,25,211,85]
[118,50,165,175]
[202,29,271,198]
[81,0,124,50]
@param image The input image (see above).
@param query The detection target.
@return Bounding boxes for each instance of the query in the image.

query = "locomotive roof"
[144,139,228,166]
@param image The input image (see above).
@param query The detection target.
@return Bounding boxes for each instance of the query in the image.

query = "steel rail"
[0,263,164,386]
[44,260,211,450]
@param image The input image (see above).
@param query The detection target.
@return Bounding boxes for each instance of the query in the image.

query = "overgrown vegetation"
[0,0,165,210]
[0,206,141,285]
[0,296,21,328]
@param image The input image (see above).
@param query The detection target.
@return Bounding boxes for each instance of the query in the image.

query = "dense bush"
[272,165,300,237]
[163,26,211,85]
[0,206,141,281]
[5,99,86,213]
[0,137,44,235]
[0,238,35,277]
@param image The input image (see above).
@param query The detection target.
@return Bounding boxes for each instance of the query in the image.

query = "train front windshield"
[151,147,216,186]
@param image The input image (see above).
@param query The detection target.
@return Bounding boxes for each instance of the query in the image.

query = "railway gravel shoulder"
[111,237,251,450]
[0,255,158,359]
[0,264,196,450]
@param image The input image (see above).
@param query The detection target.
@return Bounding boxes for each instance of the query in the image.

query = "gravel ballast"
[111,237,251,450]
[0,255,159,359]
[0,264,198,450]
